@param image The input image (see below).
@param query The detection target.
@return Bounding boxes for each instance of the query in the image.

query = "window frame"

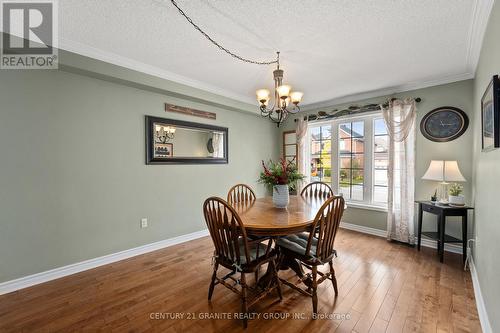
[305,111,388,211]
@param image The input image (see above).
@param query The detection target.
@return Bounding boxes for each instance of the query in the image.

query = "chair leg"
[311,265,318,316]
[208,262,218,300]
[271,259,282,301]
[328,260,338,296]
[254,267,259,284]
[240,272,248,329]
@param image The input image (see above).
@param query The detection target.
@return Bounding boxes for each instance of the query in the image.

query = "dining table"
[232,195,327,236]
[231,195,345,286]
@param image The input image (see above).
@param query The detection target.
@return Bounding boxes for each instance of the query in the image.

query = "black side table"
[416,201,474,263]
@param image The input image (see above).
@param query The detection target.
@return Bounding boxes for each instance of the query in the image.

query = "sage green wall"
[280,80,474,238]
[471,1,500,330]
[0,68,277,283]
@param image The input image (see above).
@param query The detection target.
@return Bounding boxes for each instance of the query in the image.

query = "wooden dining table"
[231,195,327,237]
[231,195,344,286]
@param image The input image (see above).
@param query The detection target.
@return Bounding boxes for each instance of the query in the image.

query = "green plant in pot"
[448,183,465,206]
[259,159,305,208]
[431,189,438,202]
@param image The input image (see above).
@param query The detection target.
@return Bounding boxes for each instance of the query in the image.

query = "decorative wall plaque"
[165,103,216,120]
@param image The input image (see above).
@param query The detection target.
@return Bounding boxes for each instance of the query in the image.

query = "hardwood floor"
[0,230,481,332]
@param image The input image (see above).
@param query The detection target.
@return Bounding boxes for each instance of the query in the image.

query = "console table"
[416,201,473,263]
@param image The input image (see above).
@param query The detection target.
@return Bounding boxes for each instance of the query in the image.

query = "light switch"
[140,218,148,228]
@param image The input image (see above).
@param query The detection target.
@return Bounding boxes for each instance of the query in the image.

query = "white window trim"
[306,112,388,211]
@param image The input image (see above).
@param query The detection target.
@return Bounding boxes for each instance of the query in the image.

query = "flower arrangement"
[258,159,305,190]
[449,183,463,196]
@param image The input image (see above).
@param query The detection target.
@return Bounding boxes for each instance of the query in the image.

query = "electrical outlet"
[140,218,148,228]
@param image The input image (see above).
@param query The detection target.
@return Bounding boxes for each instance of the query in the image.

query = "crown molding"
[300,71,474,112]
[466,0,495,76]
[59,38,257,105]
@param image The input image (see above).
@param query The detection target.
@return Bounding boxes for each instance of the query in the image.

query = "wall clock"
[420,107,469,142]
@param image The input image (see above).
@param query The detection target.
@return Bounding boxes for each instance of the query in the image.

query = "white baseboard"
[469,258,493,333]
[340,221,463,254]
[340,222,387,238]
[0,229,209,295]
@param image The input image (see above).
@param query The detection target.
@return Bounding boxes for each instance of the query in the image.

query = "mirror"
[146,116,228,164]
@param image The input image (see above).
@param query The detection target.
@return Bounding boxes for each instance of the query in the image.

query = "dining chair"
[227,183,256,205]
[277,195,345,315]
[203,197,282,328]
[300,181,334,199]
[227,183,269,282]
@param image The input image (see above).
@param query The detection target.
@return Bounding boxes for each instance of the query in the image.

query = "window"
[309,126,331,183]
[305,113,388,208]
[339,121,364,201]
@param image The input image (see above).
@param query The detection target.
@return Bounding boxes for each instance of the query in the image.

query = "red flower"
[261,160,272,177]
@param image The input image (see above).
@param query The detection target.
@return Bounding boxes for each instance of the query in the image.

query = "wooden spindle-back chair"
[227,184,256,205]
[300,181,334,200]
[277,195,345,314]
[203,197,282,328]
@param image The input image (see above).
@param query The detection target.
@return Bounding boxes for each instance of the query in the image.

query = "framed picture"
[481,75,500,151]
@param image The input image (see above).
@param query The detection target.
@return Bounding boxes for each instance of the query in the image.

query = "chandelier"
[155,124,176,143]
[256,52,303,127]
[170,0,304,127]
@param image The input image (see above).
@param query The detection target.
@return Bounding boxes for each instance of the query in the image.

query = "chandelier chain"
[170,0,278,65]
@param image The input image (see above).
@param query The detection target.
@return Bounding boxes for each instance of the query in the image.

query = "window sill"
[345,201,388,212]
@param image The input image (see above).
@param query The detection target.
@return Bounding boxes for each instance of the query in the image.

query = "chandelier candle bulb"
[277,85,291,99]
[290,91,304,104]
[256,89,270,104]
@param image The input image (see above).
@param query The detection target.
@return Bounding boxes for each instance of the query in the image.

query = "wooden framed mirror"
[145,116,228,165]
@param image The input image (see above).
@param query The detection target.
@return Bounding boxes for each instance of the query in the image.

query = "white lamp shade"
[422,160,466,182]
[256,89,270,103]
[444,161,466,182]
[276,85,291,98]
[290,91,303,104]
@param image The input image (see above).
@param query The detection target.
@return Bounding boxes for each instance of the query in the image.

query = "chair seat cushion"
[237,238,270,264]
[277,232,317,257]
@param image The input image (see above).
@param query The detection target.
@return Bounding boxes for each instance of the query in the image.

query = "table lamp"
[422,160,466,204]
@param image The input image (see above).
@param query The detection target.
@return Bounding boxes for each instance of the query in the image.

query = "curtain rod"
[294,97,422,123]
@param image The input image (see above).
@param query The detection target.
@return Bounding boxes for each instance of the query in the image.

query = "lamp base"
[437,182,449,203]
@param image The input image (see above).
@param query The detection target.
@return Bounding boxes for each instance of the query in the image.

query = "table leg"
[257,250,312,288]
[437,214,441,256]
[417,204,423,251]
[462,213,468,264]
[439,213,445,263]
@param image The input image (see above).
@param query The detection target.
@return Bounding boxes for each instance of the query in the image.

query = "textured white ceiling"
[59,0,491,107]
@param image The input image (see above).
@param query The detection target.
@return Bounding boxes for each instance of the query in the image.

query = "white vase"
[273,185,289,208]
[448,195,465,206]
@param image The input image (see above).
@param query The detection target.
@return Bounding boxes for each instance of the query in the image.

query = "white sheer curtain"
[381,98,417,244]
[296,117,308,192]
[212,132,224,158]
